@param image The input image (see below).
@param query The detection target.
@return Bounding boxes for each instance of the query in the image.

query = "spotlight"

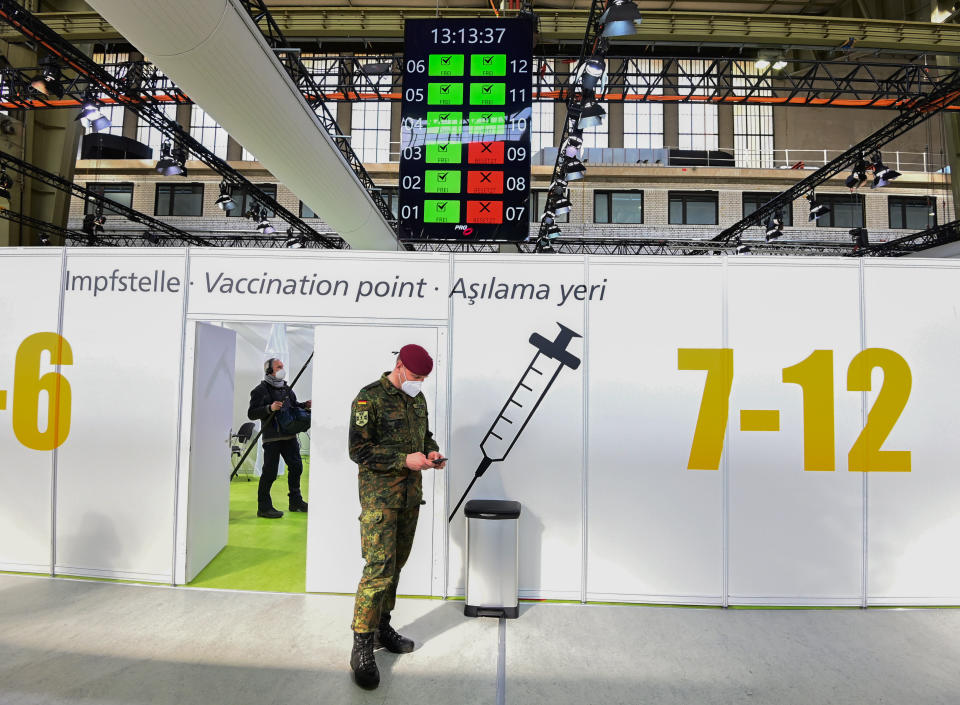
[542,213,555,226]
[764,212,784,241]
[145,231,160,245]
[563,136,583,159]
[599,0,642,37]
[545,223,562,238]
[0,170,12,205]
[77,101,111,132]
[215,183,236,211]
[579,57,606,97]
[755,59,771,71]
[772,60,789,70]
[806,192,830,222]
[363,60,394,75]
[156,140,186,177]
[39,233,50,246]
[577,101,606,129]
[552,194,572,215]
[535,236,556,253]
[869,152,900,189]
[736,241,751,254]
[255,208,275,235]
[549,178,568,196]
[845,158,868,190]
[284,235,305,248]
[29,56,64,99]
[563,157,587,180]
[850,227,869,248]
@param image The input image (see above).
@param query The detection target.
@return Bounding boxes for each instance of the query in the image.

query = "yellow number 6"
[12,332,73,451]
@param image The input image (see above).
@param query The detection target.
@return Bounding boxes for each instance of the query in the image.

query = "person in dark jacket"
[247,358,311,518]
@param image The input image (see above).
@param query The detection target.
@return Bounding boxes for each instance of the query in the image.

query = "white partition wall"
[586,259,725,604]
[55,250,187,582]
[0,250,65,573]
[3,248,960,606]
[305,324,446,596]
[862,261,960,605]
[447,256,586,601]
[725,260,865,605]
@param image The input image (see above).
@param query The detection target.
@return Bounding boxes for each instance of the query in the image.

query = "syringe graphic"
[448,323,582,522]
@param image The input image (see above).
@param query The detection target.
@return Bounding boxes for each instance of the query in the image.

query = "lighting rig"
[711,68,960,246]
[0,0,343,249]
[533,0,642,252]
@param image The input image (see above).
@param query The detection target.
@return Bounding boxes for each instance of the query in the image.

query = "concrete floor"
[1,574,959,705]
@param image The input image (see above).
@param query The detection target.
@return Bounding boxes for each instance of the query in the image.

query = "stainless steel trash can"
[464,499,521,619]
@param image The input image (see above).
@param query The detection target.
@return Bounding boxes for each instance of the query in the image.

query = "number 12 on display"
[678,348,912,473]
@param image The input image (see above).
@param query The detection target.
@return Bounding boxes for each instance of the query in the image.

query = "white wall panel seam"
[50,247,69,577]
[858,257,869,608]
[721,254,730,608]
[442,253,455,600]
[581,253,590,605]
[171,251,192,585]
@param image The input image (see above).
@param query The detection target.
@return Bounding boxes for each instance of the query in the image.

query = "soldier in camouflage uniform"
[347,343,446,690]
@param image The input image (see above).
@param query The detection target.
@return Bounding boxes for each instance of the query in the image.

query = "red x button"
[468,141,505,164]
[466,200,503,224]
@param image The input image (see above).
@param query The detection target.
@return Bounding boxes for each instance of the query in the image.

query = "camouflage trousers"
[351,506,419,633]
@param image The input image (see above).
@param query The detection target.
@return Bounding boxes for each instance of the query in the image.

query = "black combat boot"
[288,497,308,512]
[377,613,415,653]
[350,631,379,689]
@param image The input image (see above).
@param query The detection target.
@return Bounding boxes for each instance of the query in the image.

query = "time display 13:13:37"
[431,26,507,44]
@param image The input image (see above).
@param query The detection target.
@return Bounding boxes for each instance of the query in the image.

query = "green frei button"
[468,111,506,134]
[424,199,461,223]
[428,82,464,105]
[471,54,507,77]
[427,111,463,134]
[429,54,465,77]
[425,142,463,163]
[425,170,462,193]
[469,82,505,106]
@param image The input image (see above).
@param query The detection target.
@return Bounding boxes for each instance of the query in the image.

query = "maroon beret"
[398,344,433,376]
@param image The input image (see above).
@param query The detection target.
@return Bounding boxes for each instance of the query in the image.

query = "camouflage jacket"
[349,372,440,509]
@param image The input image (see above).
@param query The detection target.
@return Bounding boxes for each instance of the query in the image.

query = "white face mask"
[274,367,287,381]
[400,369,422,398]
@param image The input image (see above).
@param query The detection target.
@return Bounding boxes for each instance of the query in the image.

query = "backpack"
[275,404,311,434]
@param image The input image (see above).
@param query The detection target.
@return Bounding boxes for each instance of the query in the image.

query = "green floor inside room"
[188,459,310,593]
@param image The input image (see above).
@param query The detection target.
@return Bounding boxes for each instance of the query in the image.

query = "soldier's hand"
[405,452,433,471]
[427,451,447,469]
[270,401,283,411]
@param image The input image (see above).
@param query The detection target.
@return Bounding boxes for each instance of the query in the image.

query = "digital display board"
[399,19,533,242]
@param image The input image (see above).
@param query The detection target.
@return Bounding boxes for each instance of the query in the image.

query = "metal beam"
[10,8,960,55]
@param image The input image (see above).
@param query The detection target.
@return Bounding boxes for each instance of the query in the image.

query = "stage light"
[599,0,642,37]
[77,101,111,133]
[255,208,275,235]
[29,56,64,98]
[145,231,160,244]
[807,192,830,221]
[0,169,12,205]
[156,140,186,177]
[755,59,771,71]
[577,101,606,129]
[845,158,868,190]
[546,223,562,238]
[549,178,568,196]
[870,152,900,188]
[850,227,869,248]
[580,57,606,97]
[772,60,789,70]
[215,182,236,211]
[562,157,586,180]
[39,233,50,246]
[363,60,394,75]
[552,194,572,215]
[535,236,556,253]
[765,212,784,241]
[735,240,750,254]
[563,136,583,159]
[284,235,305,248]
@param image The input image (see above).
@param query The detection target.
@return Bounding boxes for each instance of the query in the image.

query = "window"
[889,196,936,230]
[137,103,177,158]
[227,184,277,217]
[351,57,393,163]
[594,191,644,224]
[623,59,664,150]
[529,190,569,223]
[155,183,204,217]
[731,62,775,168]
[190,106,228,160]
[743,192,793,226]
[669,191,718,225]
[678,60,719,151]
[301,52,339,127]
[531,102,555,154]
[88,49,129,137]
[85,182,133,215]
[815,194,864,228]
